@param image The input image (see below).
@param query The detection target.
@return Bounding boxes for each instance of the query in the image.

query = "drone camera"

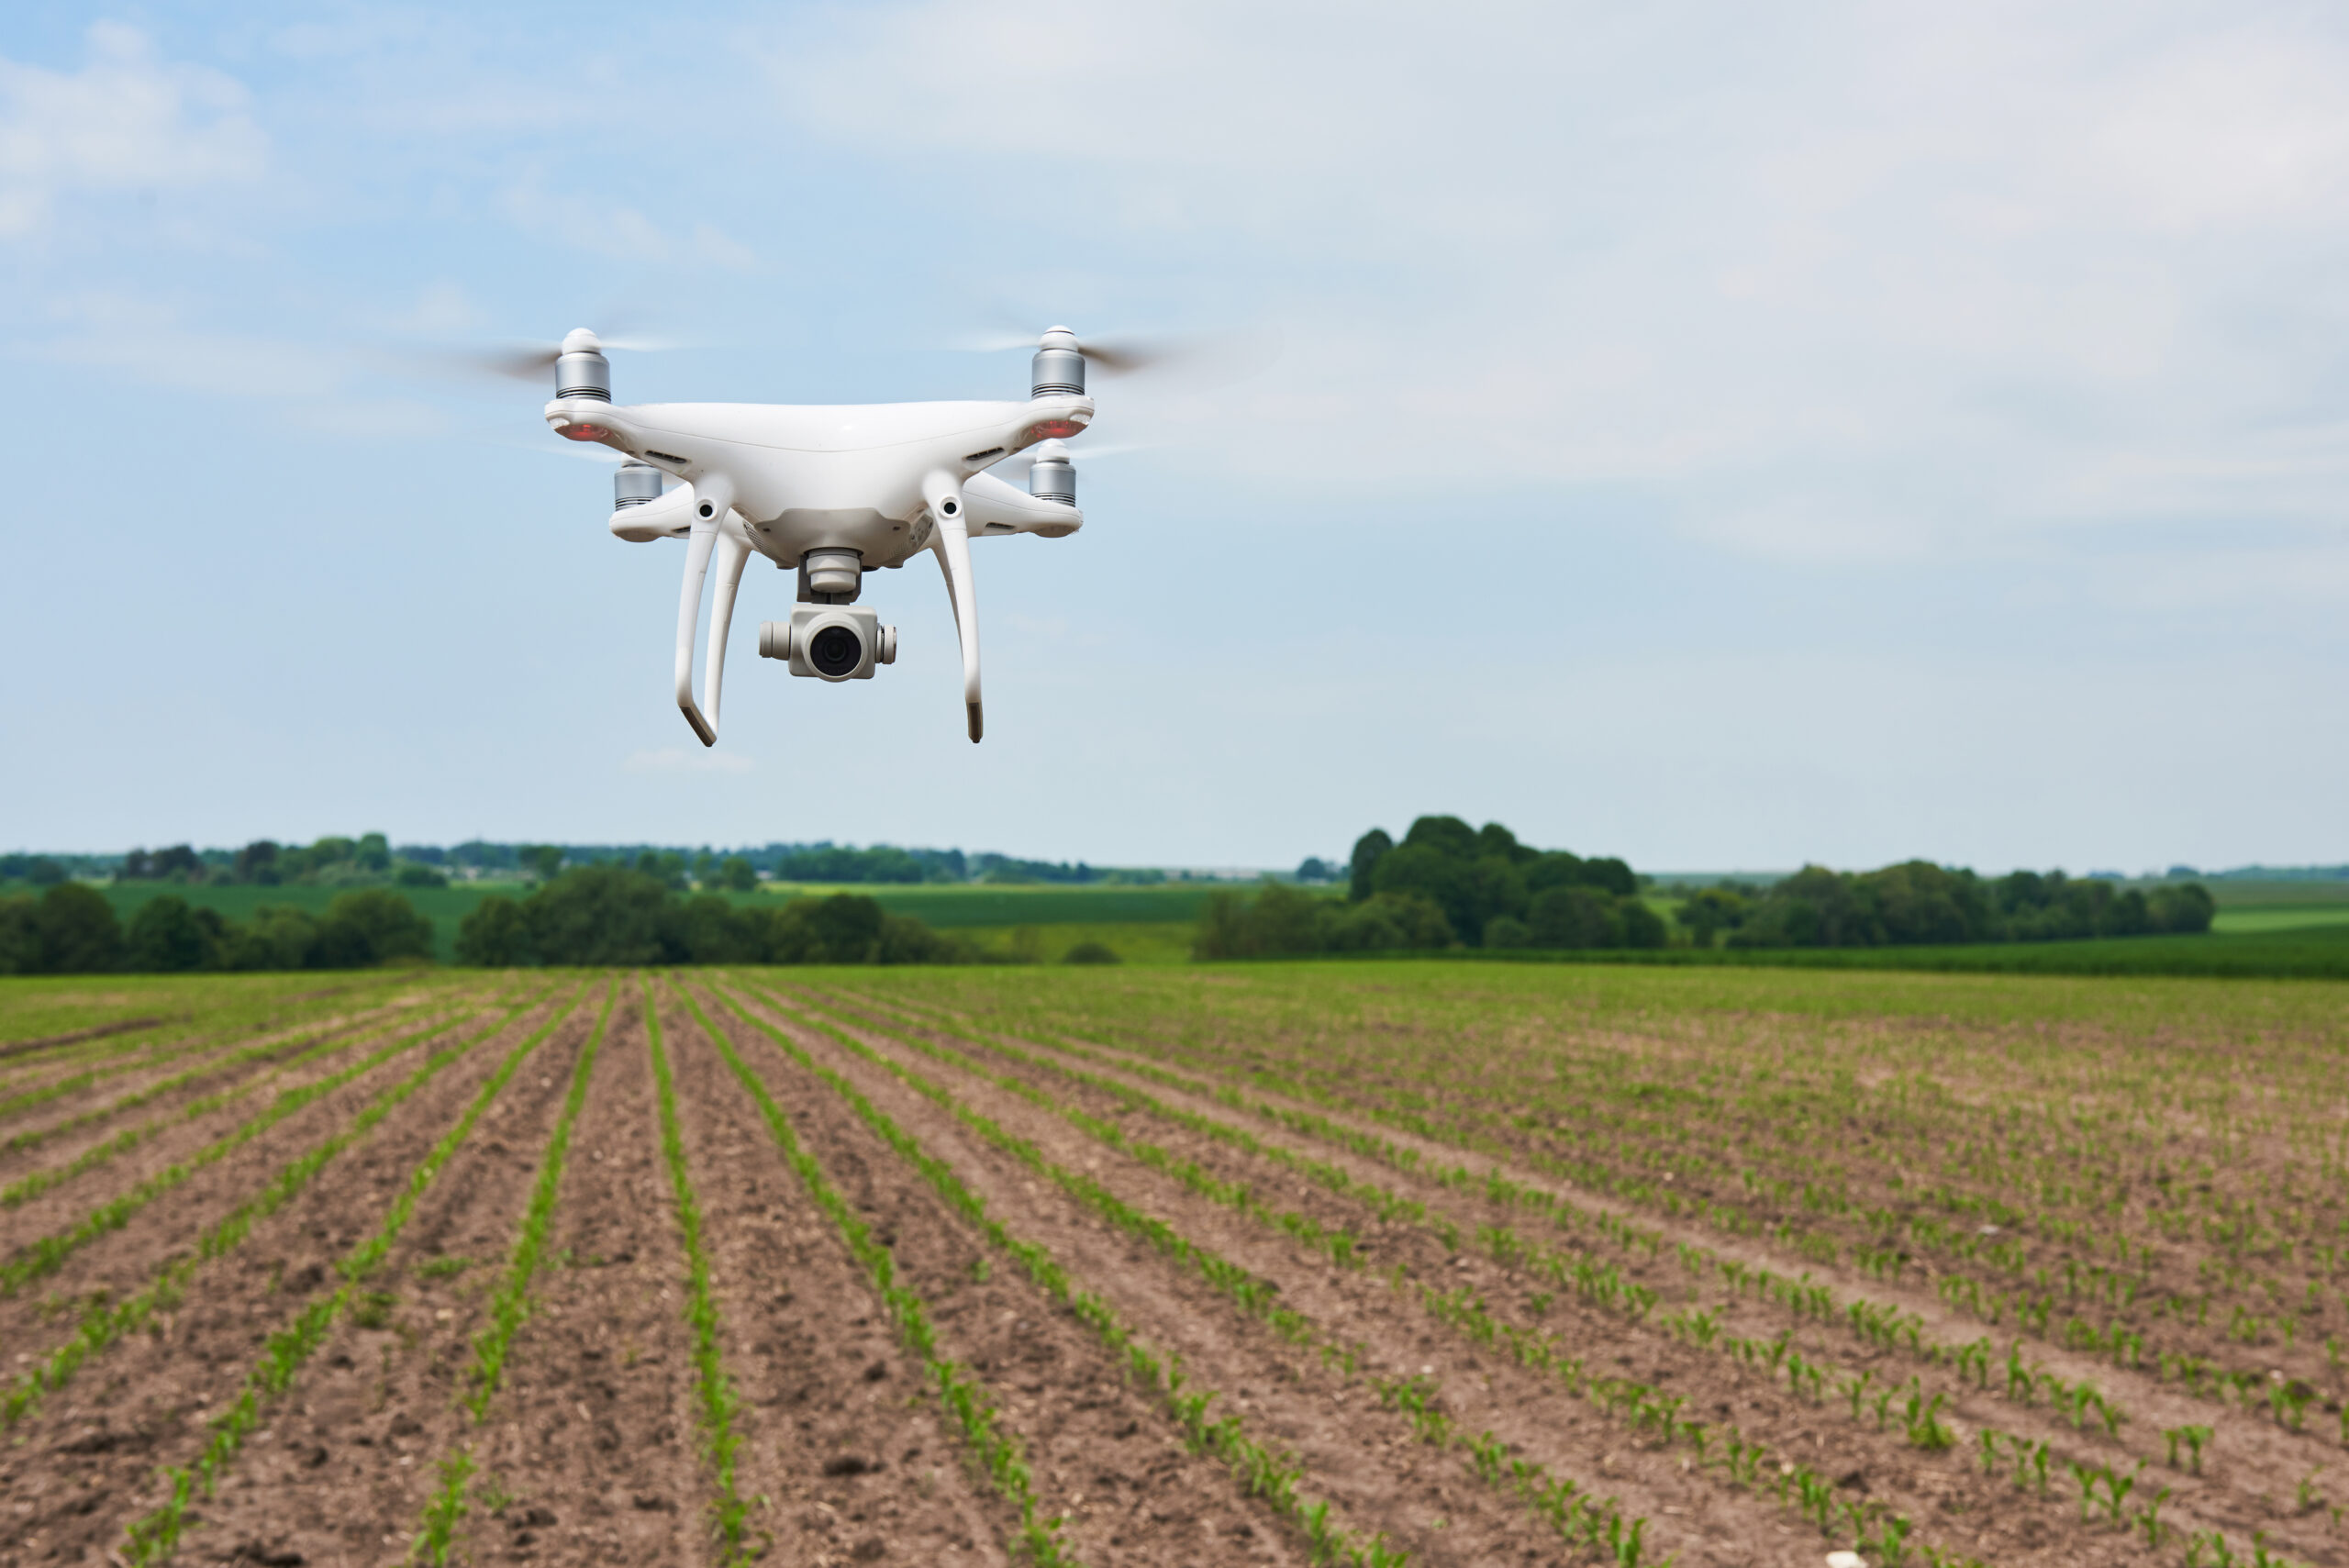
[761,604,896,682]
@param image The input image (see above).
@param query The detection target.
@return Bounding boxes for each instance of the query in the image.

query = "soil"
[8,967,2340,1568]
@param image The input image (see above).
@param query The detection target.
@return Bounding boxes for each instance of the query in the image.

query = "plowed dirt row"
[0,997,565,1565]
[427,995,711,1568]
[928,998,2343,1556]
[159,997,597,1566]
[658,988,1020,1566]
[0,1001,509,1352]
[799,984,2329,1568]
[751,984,1709,1563]
[0,1004,414,1185]
[0,986,426,1133]
[722,981,1632,1567]
[0,1000,479,1251]
[688,980,1309,1568]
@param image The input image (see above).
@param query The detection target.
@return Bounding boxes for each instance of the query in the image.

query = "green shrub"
[1063,940,1120,964]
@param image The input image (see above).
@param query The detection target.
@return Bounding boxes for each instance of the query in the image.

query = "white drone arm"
[922,471,984,743]
[962,469,1083,539]
[672,473,739,747]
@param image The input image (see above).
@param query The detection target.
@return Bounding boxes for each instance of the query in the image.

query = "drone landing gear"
[674,476,745,747]
[924,473,984,743]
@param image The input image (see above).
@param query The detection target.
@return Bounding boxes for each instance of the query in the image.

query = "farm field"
[5,963,2347,1568]
[75,881,1228,962]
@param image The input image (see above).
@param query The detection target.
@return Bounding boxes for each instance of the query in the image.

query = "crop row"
[683,983,1074,1564]
[709,978,1428,1564]
[2,998,472,1208]
[0,999,510,1296]
[823,985,2331,1568]
[406,980,620,1567]
[733,978,1668,1567]
[119,985,585,1565]
[925,989,2346,1443]
[854,985,2339,1568]
[643,980,754,1560]
[812,986,1988,1565]
[2,992,542,1427]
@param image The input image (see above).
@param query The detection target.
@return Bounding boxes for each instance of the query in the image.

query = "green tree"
[35,883,124,973]
[520,844,564,883]
[1347,828,1393,902]
[454,896,529,966]
[315,889,435,966]
[126,895,222,972]
[525,867,673,964]
[1401,814,1479,859]
[1529,885,1620,949]
[0,896,37,973]
[354,832,392,873]
[720,855,758,892]
[224,906,323,970]
[1674,886,1748,947]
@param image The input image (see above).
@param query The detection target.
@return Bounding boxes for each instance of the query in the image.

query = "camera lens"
[809,624,863,677]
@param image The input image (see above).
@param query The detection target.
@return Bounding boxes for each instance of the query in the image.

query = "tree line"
[0,884,436,974]
[1197,816,1663,957]
[453,868,970,966]
[1680,862,2215,949]
[1194,818,2222,959]
[24,834,1172,890]
[0,870,982,974]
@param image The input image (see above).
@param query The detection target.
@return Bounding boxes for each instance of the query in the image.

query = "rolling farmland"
[5,965,2346,1567]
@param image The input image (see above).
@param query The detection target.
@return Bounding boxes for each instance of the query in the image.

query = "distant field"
[758,882,1226,928]
[2210,902,2349,933]
[1453,920,2349,978]
[2205,877,2349,906]
[71,879,1229,961]
[952,919,1196,964]
[93,881,523,962]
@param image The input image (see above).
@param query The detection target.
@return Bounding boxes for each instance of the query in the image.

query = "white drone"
[534,327,1118,744]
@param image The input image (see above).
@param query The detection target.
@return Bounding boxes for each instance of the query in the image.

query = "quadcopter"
[533,327,1113,744]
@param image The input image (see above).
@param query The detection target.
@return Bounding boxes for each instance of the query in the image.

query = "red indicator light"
[1024,419,1082,440]
[560,424,611,441]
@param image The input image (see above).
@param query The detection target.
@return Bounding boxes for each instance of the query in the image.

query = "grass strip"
[2,1003,473,1208]
[117,985,585,1567]
[401,981,619,1568]
[698,979,1409,1567]
[1,994,544,1427]
[0,1002,494,1296]
[643,978,753,1562]
[681,981,1076,1567]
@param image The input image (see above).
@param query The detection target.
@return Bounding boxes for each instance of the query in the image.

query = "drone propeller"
[466,328,686,384]
[953,326,1196,380]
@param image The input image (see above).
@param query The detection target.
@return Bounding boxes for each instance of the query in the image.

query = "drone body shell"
[550,393,1091,570]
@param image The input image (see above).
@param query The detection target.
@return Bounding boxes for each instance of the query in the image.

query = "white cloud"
[0,24,265,239]
[767,1,2349,566]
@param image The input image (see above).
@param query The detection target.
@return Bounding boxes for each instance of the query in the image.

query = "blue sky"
[2,1,2343,872]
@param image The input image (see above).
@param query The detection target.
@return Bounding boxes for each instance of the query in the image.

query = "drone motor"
[1028,439,1075,506]
[613,461,662,508]
[1030,326,1084,399]
[554,328,611,402]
